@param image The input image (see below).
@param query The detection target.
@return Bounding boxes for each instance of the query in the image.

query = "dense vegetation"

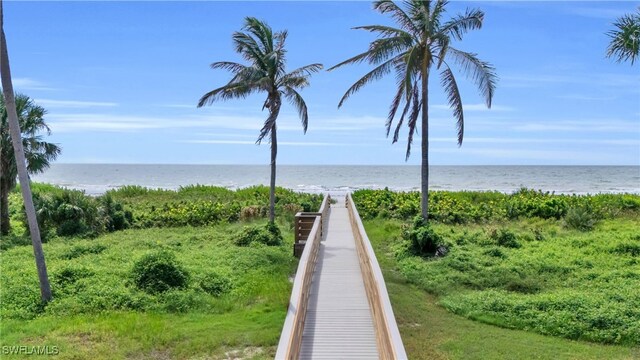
[354,189,640,346]
[353,187,640,224]
[5,183,321,243]
[1,183,321,359]
[364,220,638,359]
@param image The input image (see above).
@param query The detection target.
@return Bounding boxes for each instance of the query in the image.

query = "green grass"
[364,219,640,359]
[0,222,296,359]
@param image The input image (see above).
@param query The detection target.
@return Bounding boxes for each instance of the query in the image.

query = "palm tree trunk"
[269,122,277,223]
[421,61,430,221]
[1,2,52,302]
[0,176,10,235]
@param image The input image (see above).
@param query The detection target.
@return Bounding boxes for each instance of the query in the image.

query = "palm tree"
[329,0,496,220]
[1,0,53,302]
[606,8,640,65]
[198,17,322,222]
[1,93,61,235]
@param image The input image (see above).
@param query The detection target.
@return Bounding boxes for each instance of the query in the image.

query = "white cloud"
[556,94,616,101]
[45,111,391,134]
[156,104,197,109]
[184,140,356,147]
[431,137,639,146]
[47,113,200,132]
[513,120,639,133]
[432,103,514,112]
[11,78,55,91]
[35,99,118,108]
[501,73,640,89]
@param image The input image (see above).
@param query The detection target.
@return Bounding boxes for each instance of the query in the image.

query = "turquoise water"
[30,164,640,195]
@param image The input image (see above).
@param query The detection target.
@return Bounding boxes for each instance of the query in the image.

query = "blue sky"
[3,1,639,165]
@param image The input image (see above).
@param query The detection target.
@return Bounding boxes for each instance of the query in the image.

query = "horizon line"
[52,163,640,167]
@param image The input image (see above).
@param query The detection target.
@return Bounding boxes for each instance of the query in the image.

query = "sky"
[3,1,639,165]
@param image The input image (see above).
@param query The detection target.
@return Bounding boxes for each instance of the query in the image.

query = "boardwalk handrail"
[275,194,331,359]
[346,193,408,360]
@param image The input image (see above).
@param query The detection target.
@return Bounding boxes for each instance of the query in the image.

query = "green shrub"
[490,228,520,248]
[483,247,507,259]
[53,266,93,288]
[198,272,233,296]
[404,216,444,257]
[108,185,322,229]
[505,277,543,294]
[352,188,639,223]
[162,290,201,313]
[610,242,640,257]
[26,186,130,238]
[131,251,189,293]
[234,222,283,247]
[60,243,107,260]
[0,234,31,251]
[564,206,598,231]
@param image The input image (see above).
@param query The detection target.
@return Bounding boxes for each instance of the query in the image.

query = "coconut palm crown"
[328,0,497,220]
[198,17,322,222]
[606,8,640,65]
[1,93,61,235]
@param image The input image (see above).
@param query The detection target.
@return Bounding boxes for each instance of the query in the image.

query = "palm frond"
[429,0,449,34]
[1,93,60,179]
[392,82,416,143]
[328,35,412,71]
[197,82,255,107]
[284,63,323,81]
[210,61,248,74]
[374,0,420,35]
[283,87,309,133]
[405,85,421,160]
[606,10,640,65]
[337,53,404,108]
[256,105,279,144]
[441,8,484,41]
[386,73,406,137]
[232,32,268,70]
[403,45,421,100]
[433,33,450,69]
[440,67,464,145]
[280,75,309,89]
[244,17,274,54]
[447,47,497,108]
[354,24,414,39]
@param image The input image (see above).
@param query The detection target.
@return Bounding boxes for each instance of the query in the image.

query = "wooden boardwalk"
[299,197,379,359]
[276,194,406,359]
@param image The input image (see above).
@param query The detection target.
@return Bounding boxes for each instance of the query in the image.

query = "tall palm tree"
[606,8,640,65]
[1,0,53,302]
[1,93,61,235]
[328,0,497,221]
[198,17,322,222]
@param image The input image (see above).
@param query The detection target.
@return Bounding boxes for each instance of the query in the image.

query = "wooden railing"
[346,193,408,360]
[275,194,331,359]
[293,195,331,257]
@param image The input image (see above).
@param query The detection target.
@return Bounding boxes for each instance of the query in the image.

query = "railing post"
[293,194,331,258]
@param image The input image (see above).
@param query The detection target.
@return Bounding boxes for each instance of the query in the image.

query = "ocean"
[29,164,640,196]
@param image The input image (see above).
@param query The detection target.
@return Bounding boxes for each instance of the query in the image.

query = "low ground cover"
[1,184,319,359]
[355,189,640,351]
[1,224,294,359]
